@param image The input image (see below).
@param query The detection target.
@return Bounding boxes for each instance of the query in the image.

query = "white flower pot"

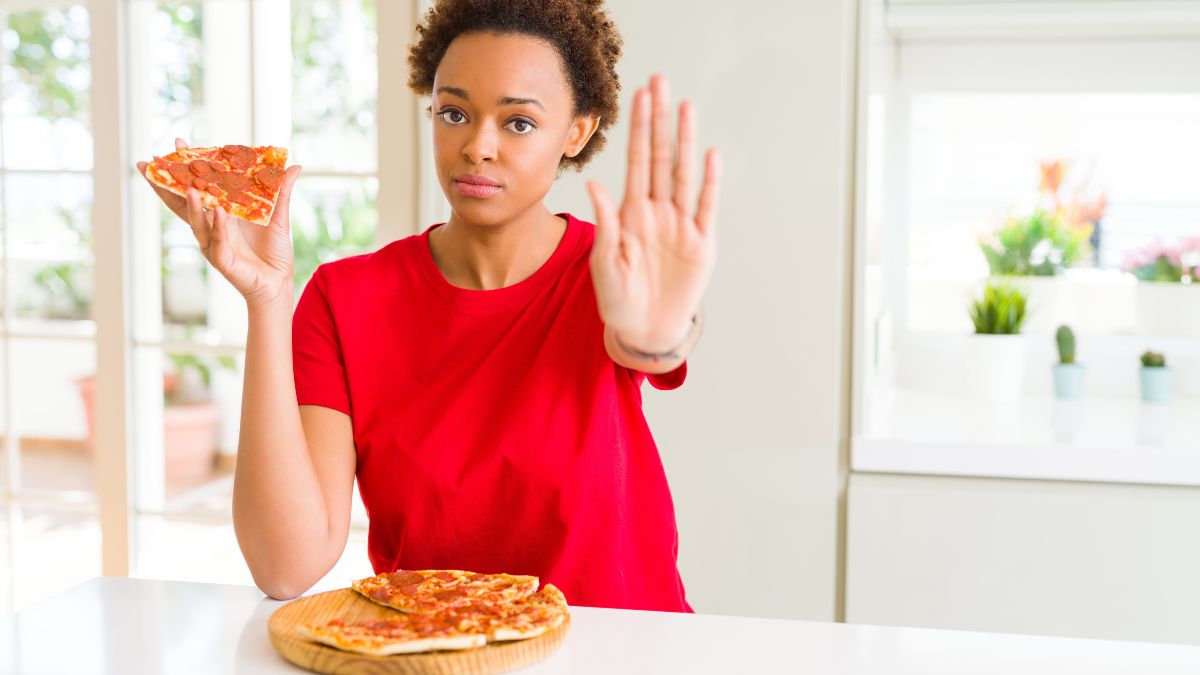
[1136,283,1200,337]
[961,334,1028,401]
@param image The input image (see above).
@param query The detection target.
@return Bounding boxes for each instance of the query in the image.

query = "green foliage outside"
[16,2,380,328]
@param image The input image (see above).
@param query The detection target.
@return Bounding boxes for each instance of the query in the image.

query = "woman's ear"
[564,114,601,158]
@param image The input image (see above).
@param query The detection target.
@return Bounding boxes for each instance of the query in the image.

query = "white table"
[3,577,1200,674]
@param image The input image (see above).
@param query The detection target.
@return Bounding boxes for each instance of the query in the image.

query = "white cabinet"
[846,472,1200,644]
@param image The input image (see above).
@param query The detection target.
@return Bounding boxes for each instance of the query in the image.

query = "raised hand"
[587,75,721,352]
[137,138,302,307]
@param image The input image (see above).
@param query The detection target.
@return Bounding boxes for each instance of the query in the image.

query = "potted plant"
[76,353,234,486]
[1139,350,1173,404]
[964,282,1029,401]
[1123,239,1200,337]
[1052,325,1084,400]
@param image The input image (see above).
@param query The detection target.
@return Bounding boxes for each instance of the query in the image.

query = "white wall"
[548,1,858,619]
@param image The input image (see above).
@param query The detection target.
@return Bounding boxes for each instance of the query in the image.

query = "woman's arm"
[232,295,358,600]
[139,139,355,600]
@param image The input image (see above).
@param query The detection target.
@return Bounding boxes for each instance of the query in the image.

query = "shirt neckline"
[413,212,584,310]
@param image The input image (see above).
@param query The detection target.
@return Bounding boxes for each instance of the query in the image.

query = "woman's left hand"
[588,74,722,352]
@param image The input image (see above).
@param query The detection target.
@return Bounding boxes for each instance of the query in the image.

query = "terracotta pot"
[162,402,221,483]
[74,376,220,484]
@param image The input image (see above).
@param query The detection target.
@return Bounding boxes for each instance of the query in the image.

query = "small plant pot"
[1052,364,1085,400]
[962,334,1028,401]
[1139,367,1173,404]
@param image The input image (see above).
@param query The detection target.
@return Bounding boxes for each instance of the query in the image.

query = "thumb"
[587,181,620,266]
[268,165,302,231]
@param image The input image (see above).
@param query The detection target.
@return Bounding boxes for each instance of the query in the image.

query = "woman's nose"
[462,124,498,164]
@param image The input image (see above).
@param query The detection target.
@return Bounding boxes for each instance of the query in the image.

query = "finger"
[137,161,189,220]
[186,188,213,251]
[268,165,302,231]
[696,149,723,237]
[587,181,621,267]
[624,88,651,201]
[649,75,673,202]
[674,100,697,218]
[210,206,233,266]
[175,138,189,151]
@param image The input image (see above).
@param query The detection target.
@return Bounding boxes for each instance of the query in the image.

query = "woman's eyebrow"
[499,97,544,111]
[435,86,470,100]
[434,88,543,112]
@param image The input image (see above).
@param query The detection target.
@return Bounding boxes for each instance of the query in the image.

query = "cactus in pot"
[1139,350,1172,404]
[1052,325,1084,399]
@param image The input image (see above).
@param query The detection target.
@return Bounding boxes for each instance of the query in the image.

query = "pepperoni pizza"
[143,144,288,225]
[297,570,570,656]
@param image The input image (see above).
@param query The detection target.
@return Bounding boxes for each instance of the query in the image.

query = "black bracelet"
[613,313,699,363]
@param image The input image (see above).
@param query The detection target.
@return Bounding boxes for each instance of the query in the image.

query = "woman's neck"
[430,203,568,291]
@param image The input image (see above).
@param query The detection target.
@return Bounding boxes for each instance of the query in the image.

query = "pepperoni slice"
[227,191,258,207]
[218,172,252,192]
[193,178,209,190]
[222,144,257,170]
[205,184,221,197]
[166,162,193,188]
[389,571,425,586]
[189,159,218,179]
[254,166,284,191]
[231,152,256,170]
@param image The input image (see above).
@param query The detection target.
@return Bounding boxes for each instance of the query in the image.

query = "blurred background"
[2,0,1200,649]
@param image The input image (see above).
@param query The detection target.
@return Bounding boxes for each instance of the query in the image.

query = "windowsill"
[853,388,1200,487]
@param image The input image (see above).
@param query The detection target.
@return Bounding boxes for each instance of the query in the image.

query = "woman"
[138,0,720,613]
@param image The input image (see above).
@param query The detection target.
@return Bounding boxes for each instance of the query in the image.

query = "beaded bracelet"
[612,312,700,363]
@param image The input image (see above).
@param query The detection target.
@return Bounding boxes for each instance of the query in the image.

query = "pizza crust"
[296,624,486,656]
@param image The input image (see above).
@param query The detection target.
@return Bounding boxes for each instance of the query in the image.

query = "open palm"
[588,75,721,351]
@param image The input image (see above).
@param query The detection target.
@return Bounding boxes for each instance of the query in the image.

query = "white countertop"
[855,389,1200,487]
[3,577,1200,674]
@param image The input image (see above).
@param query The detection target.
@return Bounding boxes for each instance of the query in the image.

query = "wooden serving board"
[268,588,570,675]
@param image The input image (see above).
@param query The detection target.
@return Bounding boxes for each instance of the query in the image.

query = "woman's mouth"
[453,174,502,198]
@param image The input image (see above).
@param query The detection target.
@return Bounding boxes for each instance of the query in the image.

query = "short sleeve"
[632,360,688,391]
[292,268,352,416]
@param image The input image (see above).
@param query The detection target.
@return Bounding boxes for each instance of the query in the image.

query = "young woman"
[138,0,720,613]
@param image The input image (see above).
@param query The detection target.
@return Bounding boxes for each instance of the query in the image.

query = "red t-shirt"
[291,213,693,612]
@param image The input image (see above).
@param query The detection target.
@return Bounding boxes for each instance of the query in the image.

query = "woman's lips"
[453,174,502,198]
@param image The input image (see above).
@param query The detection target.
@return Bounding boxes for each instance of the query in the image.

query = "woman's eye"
[505,118,535,135]
[439,109,467,125]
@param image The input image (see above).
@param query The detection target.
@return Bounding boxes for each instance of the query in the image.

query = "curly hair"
[407,0,623,171]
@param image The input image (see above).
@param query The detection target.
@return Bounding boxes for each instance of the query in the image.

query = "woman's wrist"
[612,312,700,363]
[246,284,294,319]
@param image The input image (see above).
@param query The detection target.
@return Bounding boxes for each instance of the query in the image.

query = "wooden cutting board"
[268,588,571,674]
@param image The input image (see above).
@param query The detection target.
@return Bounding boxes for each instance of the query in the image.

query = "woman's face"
[431,32,597,227]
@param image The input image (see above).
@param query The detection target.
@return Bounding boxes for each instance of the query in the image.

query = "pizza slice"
[143,144,288,226]
[296,615,486,656]
[351,569,540,613]
[472,583,571,642]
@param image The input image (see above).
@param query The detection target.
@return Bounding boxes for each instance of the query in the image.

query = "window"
[125,0,380,583]
[853,1,1200,479]
[0,0,417,609]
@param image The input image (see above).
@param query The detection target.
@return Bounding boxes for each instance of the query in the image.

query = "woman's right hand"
[137,138,303,307]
